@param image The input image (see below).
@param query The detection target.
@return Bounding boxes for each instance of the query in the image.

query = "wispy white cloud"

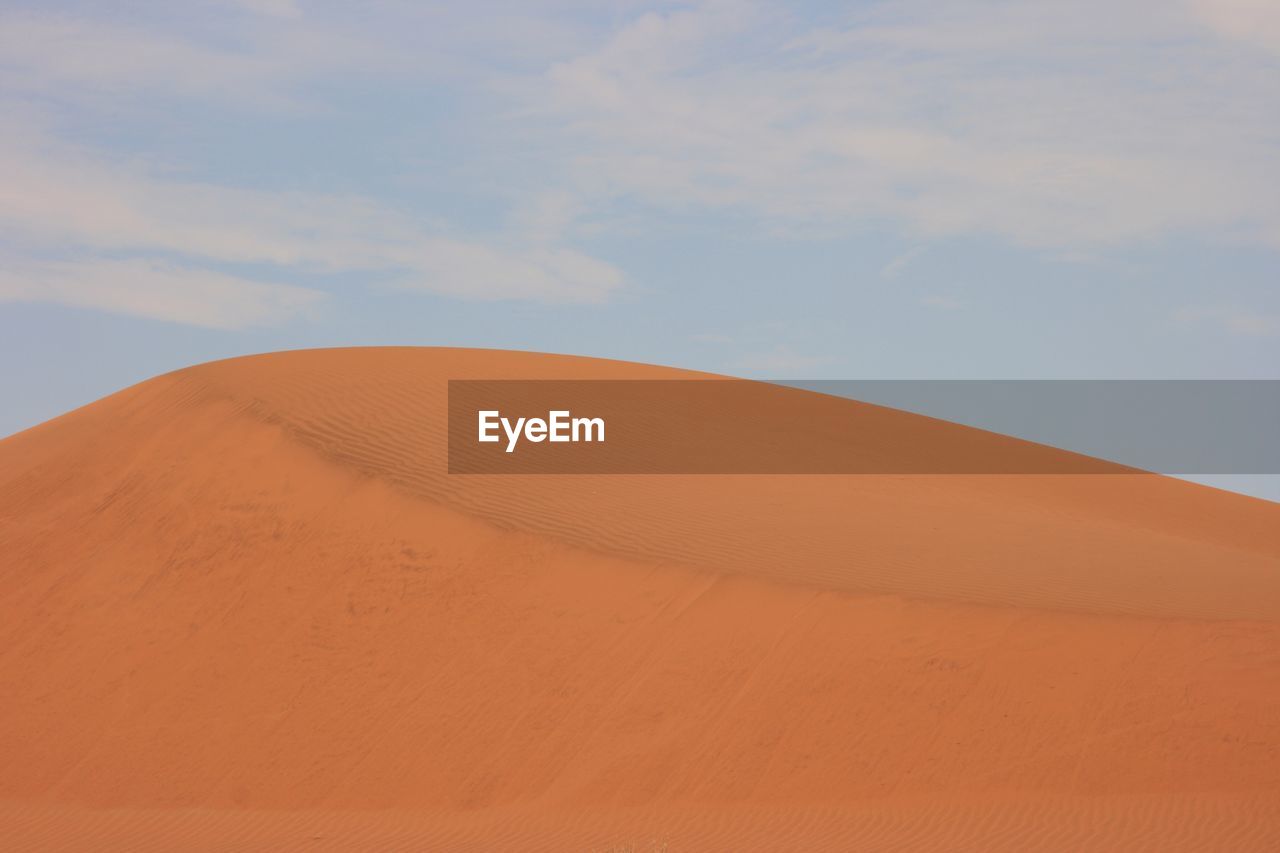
[0,111,623,323]
[881,246,925,280]
[0,10,387,109]
[3,1,1276,333]
[0,257,323,329]
[532,0,1280,250]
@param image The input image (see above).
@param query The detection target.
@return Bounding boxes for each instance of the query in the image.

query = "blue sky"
[1,1,1278,494]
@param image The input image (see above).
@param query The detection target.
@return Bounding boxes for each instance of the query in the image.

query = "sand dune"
[1,347,1277,851]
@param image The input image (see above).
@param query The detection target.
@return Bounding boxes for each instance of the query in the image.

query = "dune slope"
[1,347,1278,851]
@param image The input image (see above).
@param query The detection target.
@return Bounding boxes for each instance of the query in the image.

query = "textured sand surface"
[1,347,1277,851]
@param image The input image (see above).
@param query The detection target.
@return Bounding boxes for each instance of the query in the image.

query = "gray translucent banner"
[448,379,1279,474]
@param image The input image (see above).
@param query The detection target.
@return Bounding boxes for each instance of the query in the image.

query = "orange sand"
[1,347,1277,851]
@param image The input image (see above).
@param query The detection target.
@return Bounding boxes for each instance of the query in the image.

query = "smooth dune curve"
[1,347,1278,851]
